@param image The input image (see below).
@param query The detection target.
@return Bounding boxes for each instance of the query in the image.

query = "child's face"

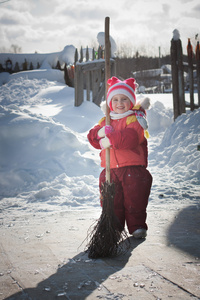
[111,94,131,114]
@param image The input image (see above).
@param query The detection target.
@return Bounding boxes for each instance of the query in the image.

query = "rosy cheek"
[110,102,114,111]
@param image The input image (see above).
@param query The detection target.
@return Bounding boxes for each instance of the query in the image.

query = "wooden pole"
[105,16,111,183]
[196,41,200,107]
[86,17,130,259]
[171,38,179,120]
[177,39,185,115]
[187,38,194,111]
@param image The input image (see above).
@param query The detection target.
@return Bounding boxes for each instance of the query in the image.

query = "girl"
[87,76,152,239]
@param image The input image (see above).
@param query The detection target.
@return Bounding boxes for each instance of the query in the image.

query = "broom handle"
[105,16,111,183]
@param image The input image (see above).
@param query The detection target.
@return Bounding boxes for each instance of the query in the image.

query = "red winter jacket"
[87,113,148,169]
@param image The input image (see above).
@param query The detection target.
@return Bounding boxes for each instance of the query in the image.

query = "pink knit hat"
[107,77,138,110]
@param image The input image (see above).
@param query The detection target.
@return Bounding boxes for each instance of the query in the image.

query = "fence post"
[187,38,194,111]
[170,31,185,120]
[75,48,78,63]
[86,47,89,61]
[74,48,84,107]
[171,37,180,120]
[79,47,83,62]
[177,39,185,115]
[14,62,20,72]
[98,46,103,59]
[74,63,84,107]
[92,48,95,60]
[85,46,91,101]
[196,41,200,107]
[111,59,116,77]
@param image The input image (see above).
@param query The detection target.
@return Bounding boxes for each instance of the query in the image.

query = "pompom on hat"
[107,76,138,111]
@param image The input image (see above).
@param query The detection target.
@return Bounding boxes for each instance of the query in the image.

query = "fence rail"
[74,46,116,107]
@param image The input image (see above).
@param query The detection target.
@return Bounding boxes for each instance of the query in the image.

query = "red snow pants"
[99,166,152,234]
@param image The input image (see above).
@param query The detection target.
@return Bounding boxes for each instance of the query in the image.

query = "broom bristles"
[86,181,130,259]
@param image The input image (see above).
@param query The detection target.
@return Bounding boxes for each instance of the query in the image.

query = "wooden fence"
[74,46,116,107]
[0,58,40,73]
[0,57,65,74]
[171,35,200,120]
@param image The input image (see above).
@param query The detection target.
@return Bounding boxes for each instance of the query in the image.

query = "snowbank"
[0,74,199,215]
[155,108,200,178]
[0,45,76,70]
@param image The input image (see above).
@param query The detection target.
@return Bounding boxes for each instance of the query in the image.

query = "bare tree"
[0,44,22,53]
[10,44,22,53]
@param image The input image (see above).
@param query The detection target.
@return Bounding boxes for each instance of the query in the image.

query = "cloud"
[188,3,200,18]
[0,0,200,55]
[162,4,170,15]
[0,10,34,26]
[0,14,19,26]
[7,0,32,12]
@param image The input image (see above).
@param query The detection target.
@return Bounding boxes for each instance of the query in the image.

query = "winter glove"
[135,111,148,130]
[99,137,111,149]
[97,125,114,139]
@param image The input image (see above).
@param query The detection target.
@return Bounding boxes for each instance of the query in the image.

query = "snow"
[0,49,199,220]
[173,29,180,41]
[97,32,117,57]
[0,45,76,70]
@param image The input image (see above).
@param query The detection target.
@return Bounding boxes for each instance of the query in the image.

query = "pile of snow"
[152,108,200,178]
[148,104,200,202]
[0,73,199,215]
[147,101,173,132]
[6,69,65,84]
[97,32,117,57]
[0,77,102,199]
[0,45,78,86]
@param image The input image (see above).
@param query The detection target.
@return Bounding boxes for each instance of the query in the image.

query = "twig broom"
[86,17,130,259]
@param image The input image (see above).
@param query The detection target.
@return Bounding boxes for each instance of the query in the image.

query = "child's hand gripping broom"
[87,17,130,259]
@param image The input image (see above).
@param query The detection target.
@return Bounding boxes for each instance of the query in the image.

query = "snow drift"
[0,74,199,215]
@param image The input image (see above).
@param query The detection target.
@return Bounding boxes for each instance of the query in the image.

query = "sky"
[0,0,200,57]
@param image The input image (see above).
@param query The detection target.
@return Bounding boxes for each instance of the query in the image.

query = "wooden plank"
[196,41,200,107]
[111,59,116,77]
[170,38,180,120]
[76,59,114,72]
[187,39,194,111]
[79,61,105,72]
[177,39,185,115]
[92,69,102,105]
[93,81,105,106]
[86,71,90,101]
[92,70,99,103]
[74,64,84,107]
[105,16,111,183]
[74,48,78,63]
